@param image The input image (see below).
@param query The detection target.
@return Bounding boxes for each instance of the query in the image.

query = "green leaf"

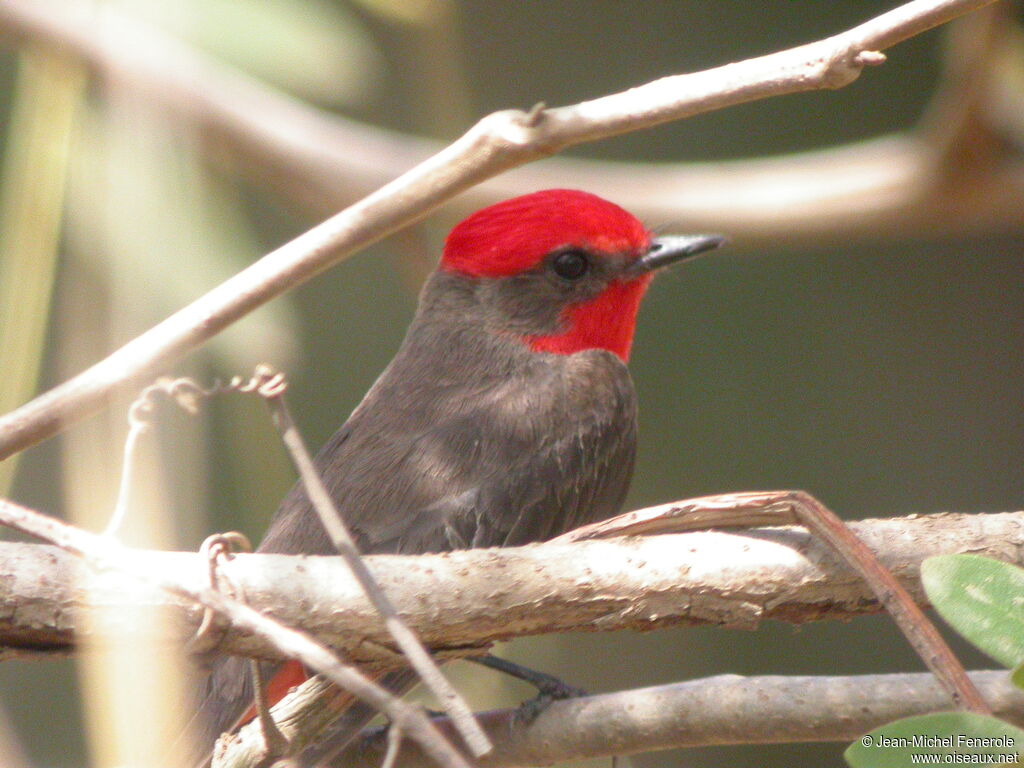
[845,712,1024,767]
[921,554,1024,668]
[1012,663,1024,691]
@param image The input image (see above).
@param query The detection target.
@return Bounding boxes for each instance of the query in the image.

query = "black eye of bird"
[550,250,590,281]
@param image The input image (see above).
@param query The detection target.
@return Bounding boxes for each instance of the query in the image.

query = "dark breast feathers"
[258,323,638,557]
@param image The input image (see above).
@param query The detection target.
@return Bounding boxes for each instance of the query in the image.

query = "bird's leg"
[468,655,587,700]
[468,654,588,725]
[247,658,290,758]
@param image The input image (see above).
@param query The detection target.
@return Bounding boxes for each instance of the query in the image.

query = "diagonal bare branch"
[2,0,1020,241]
[259,372,491,758]
[0,0,1002,461]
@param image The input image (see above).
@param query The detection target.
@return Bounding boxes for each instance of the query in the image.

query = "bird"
[190,188,725,763]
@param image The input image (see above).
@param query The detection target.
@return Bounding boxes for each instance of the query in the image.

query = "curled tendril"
[108,366,288,538]
[191,531,254,654]
[126,365,289,426]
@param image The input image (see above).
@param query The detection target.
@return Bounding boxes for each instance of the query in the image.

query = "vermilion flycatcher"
[193,189,724,761]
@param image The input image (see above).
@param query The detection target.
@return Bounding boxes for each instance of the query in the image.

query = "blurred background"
[0,0,1022,766]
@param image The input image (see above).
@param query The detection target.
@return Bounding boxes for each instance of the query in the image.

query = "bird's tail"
[294,669,418,766]
[180,660,417,768]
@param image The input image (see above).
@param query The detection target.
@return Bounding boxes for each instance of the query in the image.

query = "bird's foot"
[470,654,587,699]
[469,655,587,724]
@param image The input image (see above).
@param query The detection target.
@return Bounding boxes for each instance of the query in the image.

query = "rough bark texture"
[334,671,1024,768]
[2,511,1022,666]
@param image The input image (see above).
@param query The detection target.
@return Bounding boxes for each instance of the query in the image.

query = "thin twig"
[381,726,404,768]
[103,406,145,537]
[785,493,989,714]
[204,533,291,761]
[0,0,1001,460]
[0,497,473,768]
[562,490,991,714]
[253,368,491,758]
[95,368,486,758]
[101,368,489,757]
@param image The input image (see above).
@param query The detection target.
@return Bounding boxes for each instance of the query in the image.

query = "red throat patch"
[527,274,652,362]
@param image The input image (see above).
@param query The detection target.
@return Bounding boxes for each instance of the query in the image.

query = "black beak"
[629,234,727,275]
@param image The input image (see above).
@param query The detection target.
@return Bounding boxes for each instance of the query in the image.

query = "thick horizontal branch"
[2,509,1022,666]
[0,0,1000,460]
[337,670,1024,768]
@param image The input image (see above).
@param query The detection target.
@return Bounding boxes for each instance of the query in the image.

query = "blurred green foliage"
[923,555,1024,670]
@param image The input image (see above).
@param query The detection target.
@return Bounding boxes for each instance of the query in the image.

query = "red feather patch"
[527,274,652,361]
[442,189,650,277]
